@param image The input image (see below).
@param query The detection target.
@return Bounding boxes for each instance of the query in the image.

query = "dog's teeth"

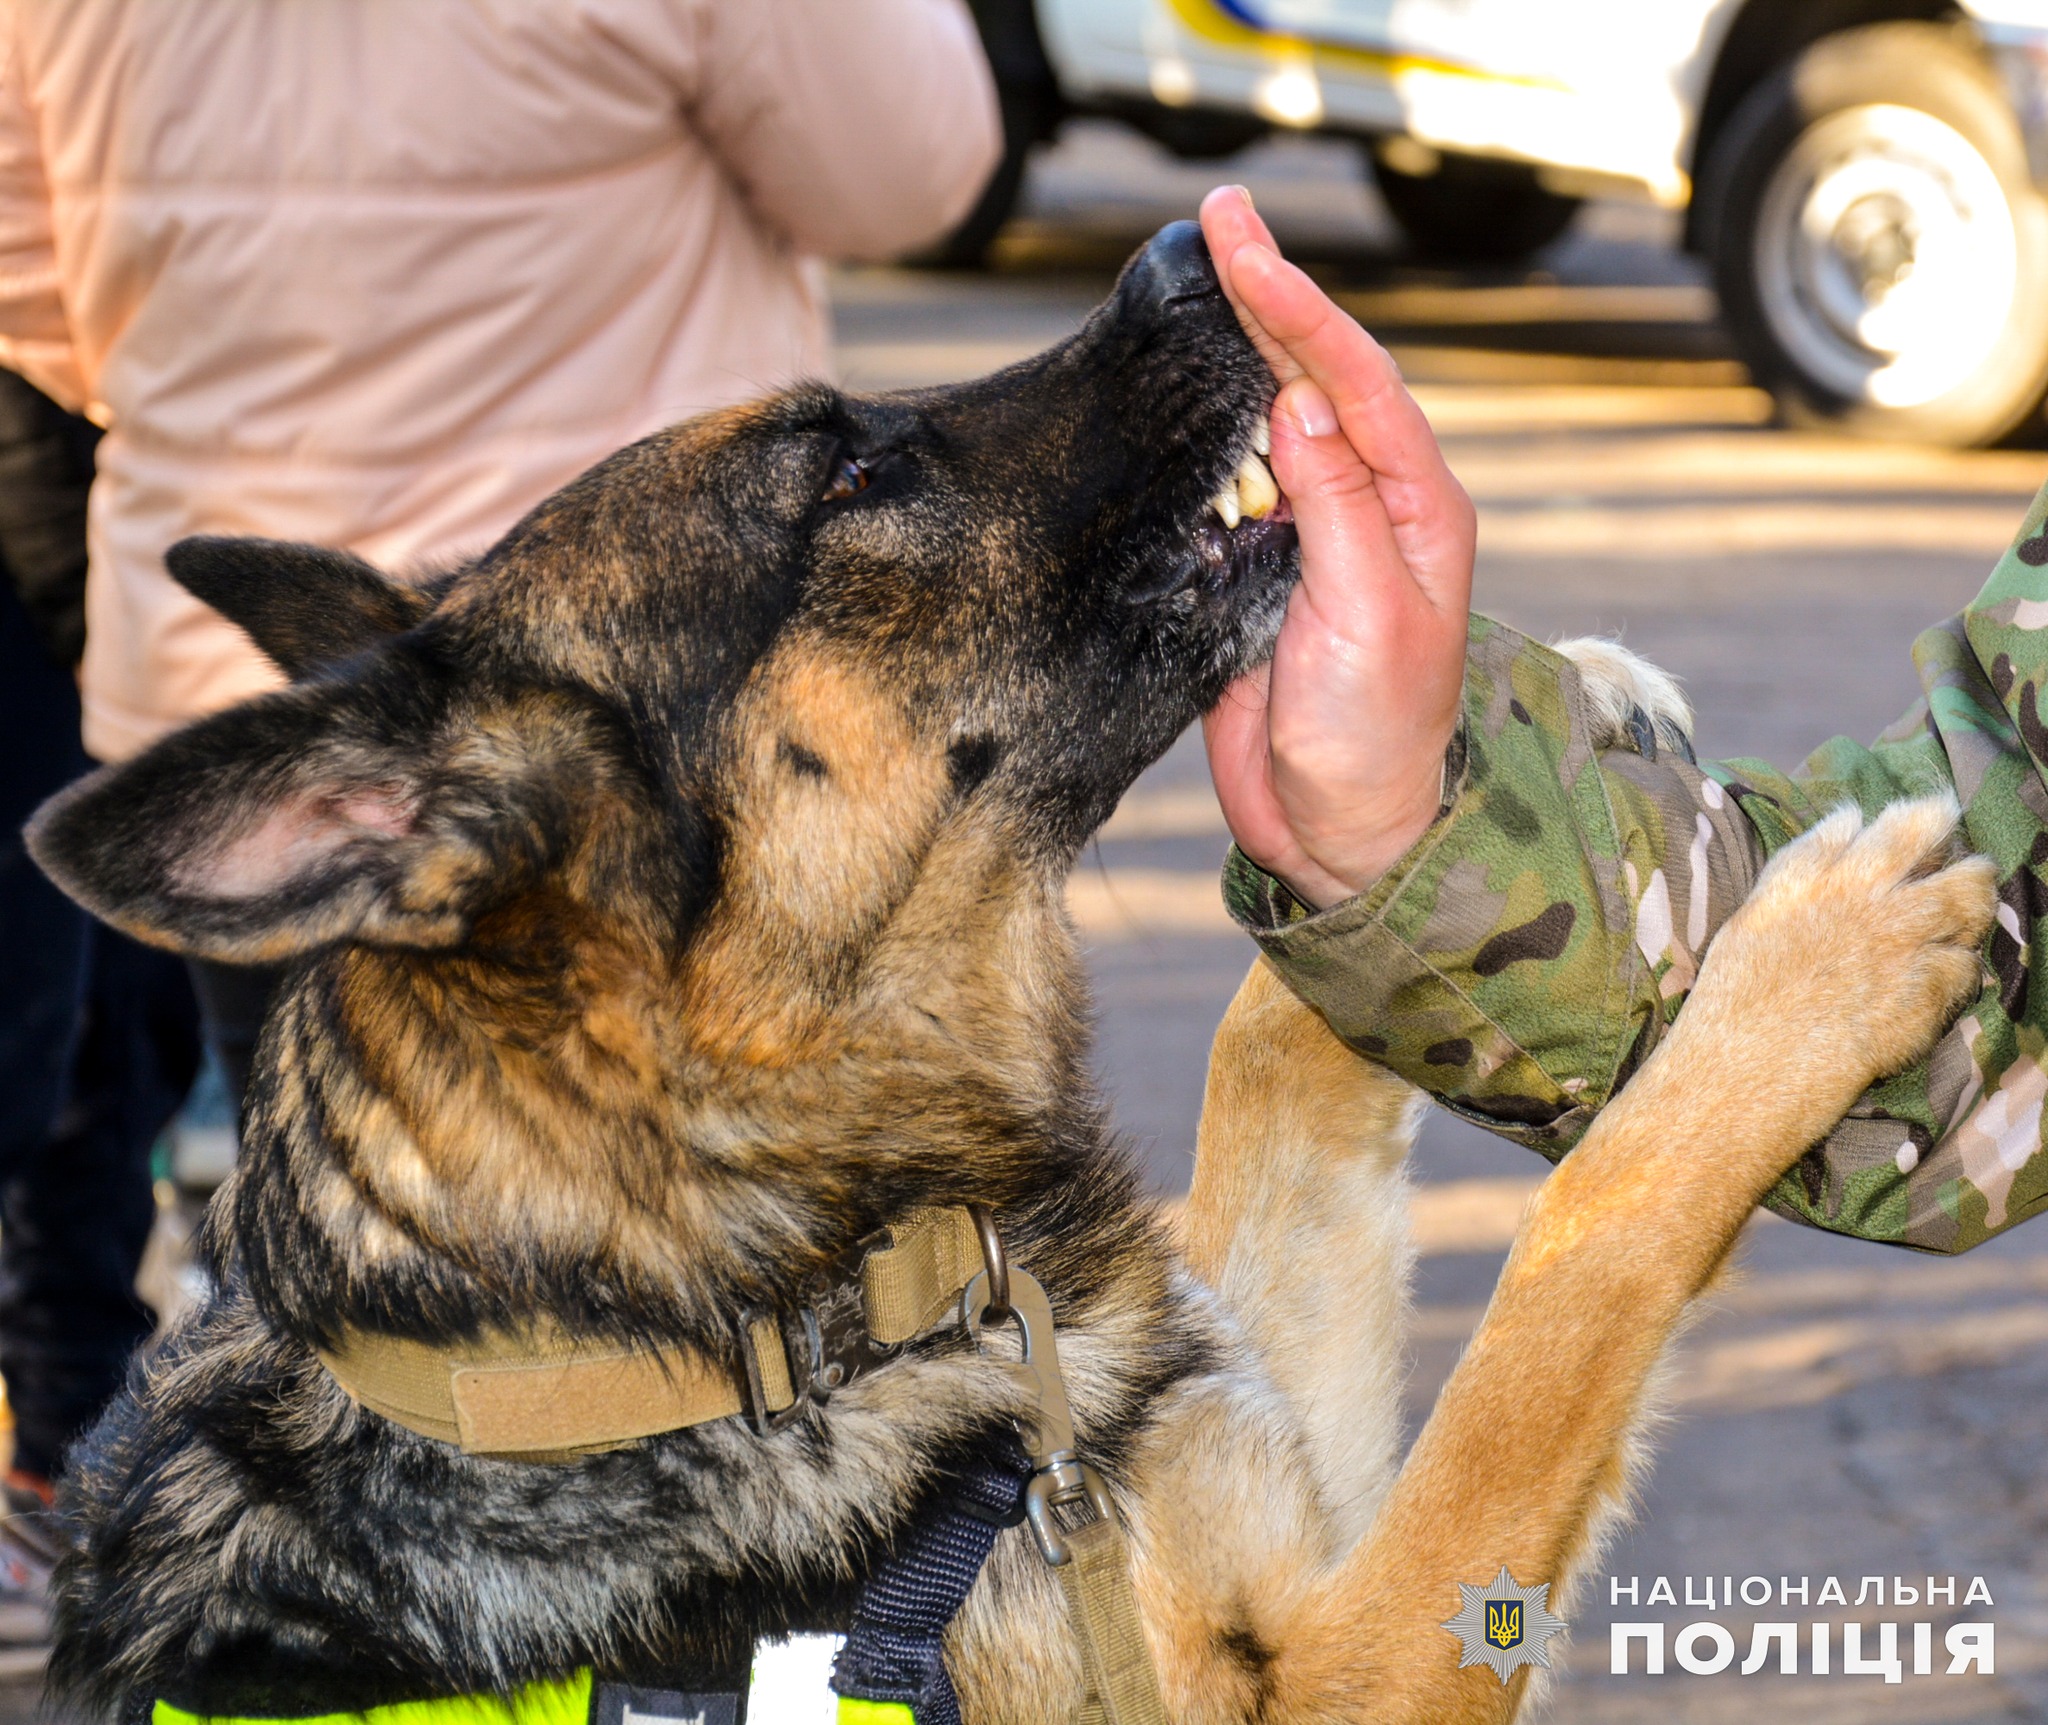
[1251,418,1271,457]
[1238,450,1278,521]
[1212,486,1242,530]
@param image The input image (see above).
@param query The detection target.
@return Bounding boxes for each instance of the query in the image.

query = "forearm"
[694,0,1001,260]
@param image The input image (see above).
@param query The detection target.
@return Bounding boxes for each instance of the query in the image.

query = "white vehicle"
[954,0,2048,445]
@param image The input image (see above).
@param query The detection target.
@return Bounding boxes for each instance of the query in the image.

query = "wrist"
[1275,854,1372,913]
[1283,753,1452,911]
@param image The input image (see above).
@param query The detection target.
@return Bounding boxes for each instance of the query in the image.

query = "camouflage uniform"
[1223,482,2048,1253]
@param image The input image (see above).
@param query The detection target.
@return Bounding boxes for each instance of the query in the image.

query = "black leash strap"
[830,1453,1031,1725]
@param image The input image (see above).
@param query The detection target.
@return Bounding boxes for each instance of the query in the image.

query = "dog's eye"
[821,457,870,504]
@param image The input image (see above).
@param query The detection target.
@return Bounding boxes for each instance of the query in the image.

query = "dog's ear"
[166,537,433,675]
[27,662,577,964]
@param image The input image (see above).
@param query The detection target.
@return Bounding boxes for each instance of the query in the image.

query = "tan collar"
[316,1205,985,1461]
[322,1206,1173,1725]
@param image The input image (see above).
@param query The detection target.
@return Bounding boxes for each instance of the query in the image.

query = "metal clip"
[962,1262,1117,1567]
[736,1228,901,1437]
[966,1203,1011,1321]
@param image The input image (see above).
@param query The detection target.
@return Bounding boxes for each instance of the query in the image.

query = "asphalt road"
[834,123,2048,1721]
[12,123,2046,1725]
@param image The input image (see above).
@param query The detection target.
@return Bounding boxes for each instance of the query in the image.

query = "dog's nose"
[1122,221,1222,312]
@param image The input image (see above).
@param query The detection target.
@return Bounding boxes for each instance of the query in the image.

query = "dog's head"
[30,225,1292,1078]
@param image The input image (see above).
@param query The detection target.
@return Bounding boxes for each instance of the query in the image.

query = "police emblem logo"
[1485,1600,1522,1650]
[1441,1567,1565,1683]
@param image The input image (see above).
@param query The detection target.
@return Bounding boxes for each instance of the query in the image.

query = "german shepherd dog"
[29,223,1991,1723]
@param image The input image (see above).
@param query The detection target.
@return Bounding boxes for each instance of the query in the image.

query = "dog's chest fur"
[52,947,1216,1716]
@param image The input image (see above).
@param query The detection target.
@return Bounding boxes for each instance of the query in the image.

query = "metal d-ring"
[967,1203,1010,1322]
[957,1263,1110,1567]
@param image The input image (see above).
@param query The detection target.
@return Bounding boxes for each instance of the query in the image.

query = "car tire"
[1367,142,1582,265]
[1701,21,2048,446]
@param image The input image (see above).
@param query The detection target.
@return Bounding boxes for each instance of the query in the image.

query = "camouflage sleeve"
[1221,616,1776,1163]
[1225,567,2048,1253]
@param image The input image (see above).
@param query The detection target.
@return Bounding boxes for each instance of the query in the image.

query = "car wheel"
[1703,21,2048,445]
[1367,142,1582,265]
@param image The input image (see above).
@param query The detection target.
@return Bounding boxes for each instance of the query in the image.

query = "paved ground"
[12,123,2047,1724]
[836,123,2048,1721]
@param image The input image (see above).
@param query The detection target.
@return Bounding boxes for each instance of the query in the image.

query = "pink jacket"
[0,1,999,761]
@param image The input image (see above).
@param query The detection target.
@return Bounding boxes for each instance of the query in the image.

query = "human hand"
[1198,186,1476,909]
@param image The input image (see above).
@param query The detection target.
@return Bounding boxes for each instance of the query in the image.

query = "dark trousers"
[0,582,200,1478]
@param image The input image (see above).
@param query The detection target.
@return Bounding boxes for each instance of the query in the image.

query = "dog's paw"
[1554,636,1695,760]
[1684,793,1993,1101]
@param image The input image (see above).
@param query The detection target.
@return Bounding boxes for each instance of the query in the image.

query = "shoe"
[0,1477,56,1647]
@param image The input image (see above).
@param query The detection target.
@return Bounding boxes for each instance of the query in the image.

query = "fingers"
[1267,375,1417,618]
[1197,184,1276,275]
[1274,375,1337,439]
[1198,186,1295,383]
[1225,240,1451,501]
[1198,188,1467,564]
[1267,372,1472,631]
[1197,185,1278,300]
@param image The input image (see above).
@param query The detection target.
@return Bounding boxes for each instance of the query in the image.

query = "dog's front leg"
[1262,795,1992,1724]
[1180,957,1424,1550]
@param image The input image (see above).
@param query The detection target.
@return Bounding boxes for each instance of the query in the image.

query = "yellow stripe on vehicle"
[1160,0,1568,91]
